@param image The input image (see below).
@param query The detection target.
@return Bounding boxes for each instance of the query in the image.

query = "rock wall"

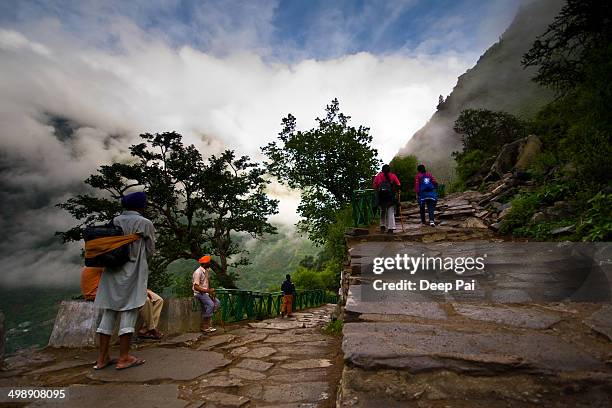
[397,0,561,165]
[0,310,5,366]
[48,298,201,348]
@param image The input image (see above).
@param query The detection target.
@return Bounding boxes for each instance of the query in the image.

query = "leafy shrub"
[499,193,541,234]
[536,181,574,205]
[576,192,612,241]
[452,149,486,189]
[514,220,577,241]
[453,109,527,155]
[322,319,343,336]
[390,155,418,201]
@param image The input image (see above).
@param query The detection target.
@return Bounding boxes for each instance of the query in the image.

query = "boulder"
[485,135,543,181]
[485,139,523,181]
[547,201,574,219]
[531,212,546,223]
[0,310,4,367]
[515,135,542,171]
[461,217,489,229]
[490,222,502,231]
[498,206,513,220]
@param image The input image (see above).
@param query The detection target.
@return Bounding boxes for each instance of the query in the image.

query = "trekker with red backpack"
[373,164,401,234]
[414,164,438,227]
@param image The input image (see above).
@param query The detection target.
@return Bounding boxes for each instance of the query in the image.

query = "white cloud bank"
[0,20,473,286]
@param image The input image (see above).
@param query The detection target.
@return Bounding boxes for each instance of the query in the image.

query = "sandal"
[139,330,163,340]
[93,358,118,370]
[116,358,146,370]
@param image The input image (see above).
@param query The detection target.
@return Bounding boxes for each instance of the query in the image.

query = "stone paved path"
[340,192,612,407]
[1,305,341,407]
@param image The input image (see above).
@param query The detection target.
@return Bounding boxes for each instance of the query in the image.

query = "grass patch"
[322,318,343,337]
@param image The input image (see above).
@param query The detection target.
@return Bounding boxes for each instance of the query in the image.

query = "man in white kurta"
[94,192,156,370]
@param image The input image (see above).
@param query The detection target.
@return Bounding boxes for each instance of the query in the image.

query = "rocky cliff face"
[0,311,4,366]
[397,0,562,165]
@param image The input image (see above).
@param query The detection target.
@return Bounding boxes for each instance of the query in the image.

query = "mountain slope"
[398,0,563,165]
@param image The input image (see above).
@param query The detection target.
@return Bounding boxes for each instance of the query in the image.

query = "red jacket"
[414,172,437,194]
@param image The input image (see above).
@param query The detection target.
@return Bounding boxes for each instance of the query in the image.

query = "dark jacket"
[281,280,296,295]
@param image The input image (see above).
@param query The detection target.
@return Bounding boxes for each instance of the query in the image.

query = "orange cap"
[198,255,211,264]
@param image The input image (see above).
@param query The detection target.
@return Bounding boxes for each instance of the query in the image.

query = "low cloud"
[0,8,493,287]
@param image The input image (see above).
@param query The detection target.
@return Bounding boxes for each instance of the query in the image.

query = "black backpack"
[83,222,131,268]
[378,173,395,202]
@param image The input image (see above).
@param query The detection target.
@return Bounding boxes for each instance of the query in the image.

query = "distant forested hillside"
[0,286,78,354]
[163,226,319,294]
[234,228,319,291]
[398,0,562,165]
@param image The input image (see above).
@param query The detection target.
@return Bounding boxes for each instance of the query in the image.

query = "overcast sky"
[0,0,525,287]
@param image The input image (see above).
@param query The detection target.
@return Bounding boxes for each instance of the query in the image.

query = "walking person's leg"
[281,295,287,317]
[286,294,293,317]
[419,200,426,224]
[95,309,116,369]
[116,308,144,369]
[379,205,387,232]
[428,199,436,225]
[387,205,396,233]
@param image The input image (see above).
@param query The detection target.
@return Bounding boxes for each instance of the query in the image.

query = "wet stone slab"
[249,320,305,330]
[281,359,332,370]
[236,358,274,372]
[491,289,533,303]
[29,358,93,375]
[266,369,329,383]
[345,285,447,320]
[229,368,267,381]
[264,334,327,344]
[202,391,250,407]
[160,332,202,345]
[453,304,562,329]
[88,348,230,382]
[197,334,236,350]
[343,322,605,374]
[4,349,56,372]
[230,346,250,357]
[243,346,276,358]
[274,346,330,356]
[259,382,330,403]
[219,333,268,349]
[198,375,244,388]
[29,384,187,408]
[584,304,612,341]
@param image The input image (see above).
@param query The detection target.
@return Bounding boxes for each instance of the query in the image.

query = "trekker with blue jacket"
[414,164,438,226]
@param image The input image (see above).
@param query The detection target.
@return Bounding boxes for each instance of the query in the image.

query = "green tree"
[522,0,612,94]
[452,109,527,187]
[262,98,379,243]
[522,0,612,185]
[453,109,527,155]
[389,155,418,200]
[57,132,278,289]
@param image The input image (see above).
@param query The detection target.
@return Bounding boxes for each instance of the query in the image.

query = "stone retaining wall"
[48,298,201,348]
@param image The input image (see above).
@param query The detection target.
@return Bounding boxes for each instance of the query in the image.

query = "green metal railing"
[192,289,337,324]
[352,189,378,227]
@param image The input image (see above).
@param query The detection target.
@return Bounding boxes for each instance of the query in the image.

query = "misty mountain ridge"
[398,0,563,165]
